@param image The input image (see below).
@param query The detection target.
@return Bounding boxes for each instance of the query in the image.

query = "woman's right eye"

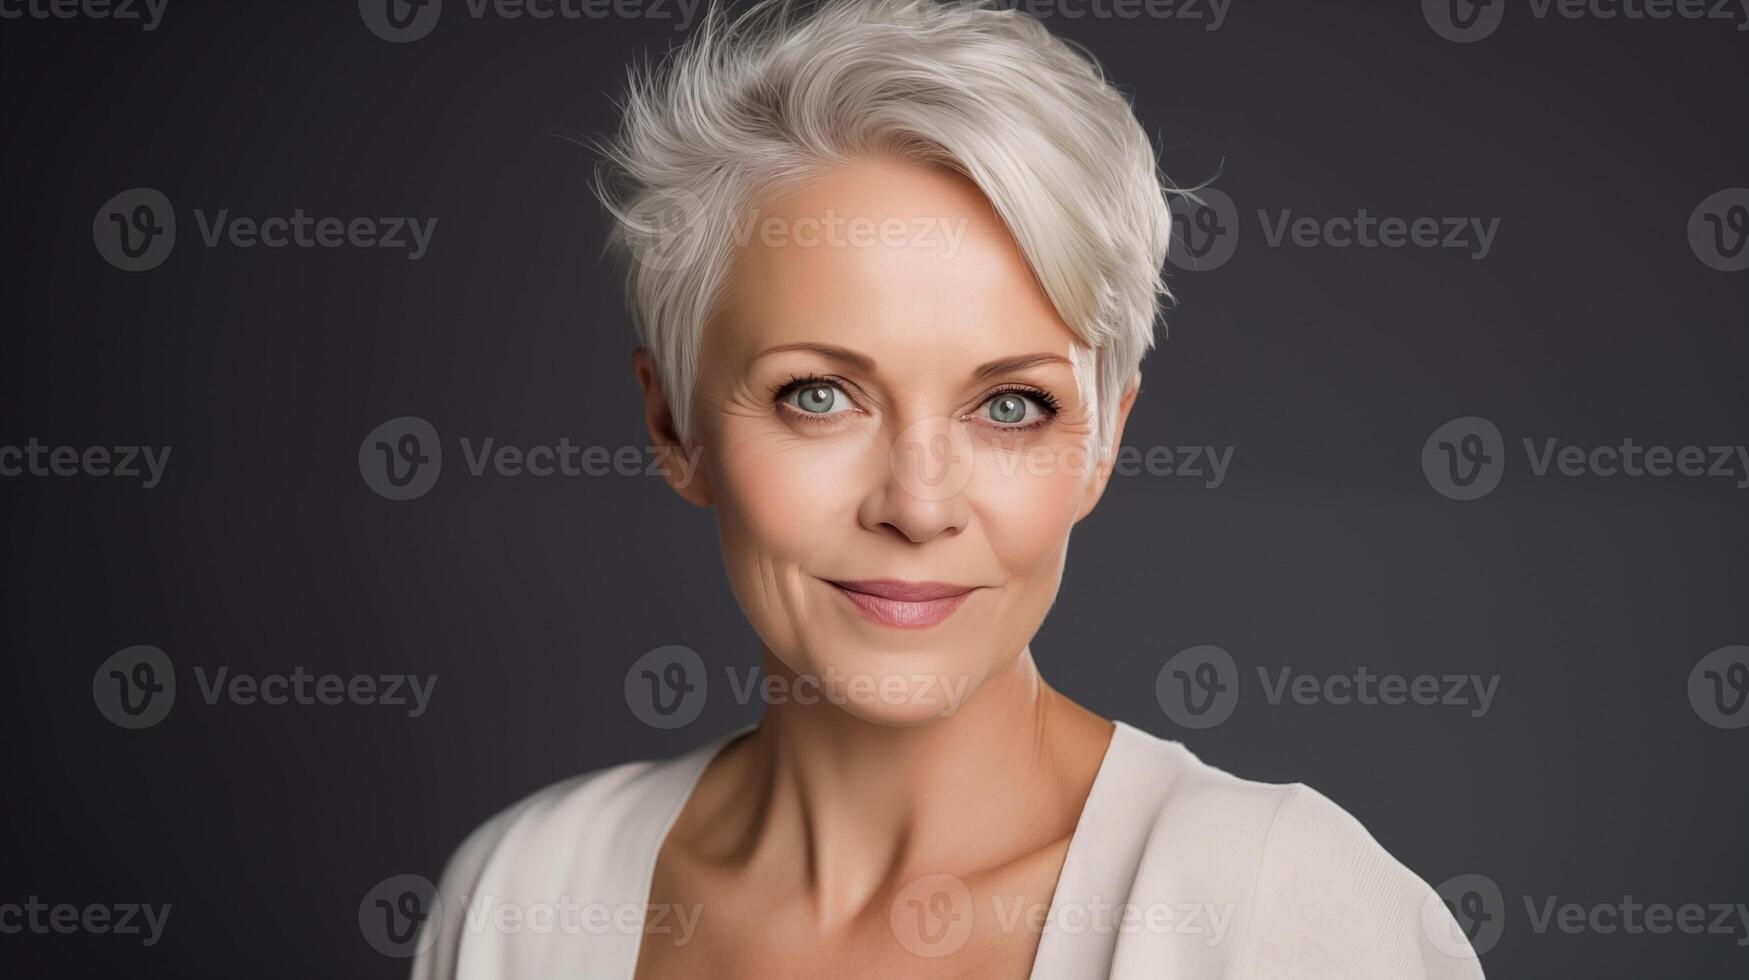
[782,382,854,417]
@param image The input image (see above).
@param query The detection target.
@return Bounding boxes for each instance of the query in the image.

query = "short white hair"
[594,0,1173,447]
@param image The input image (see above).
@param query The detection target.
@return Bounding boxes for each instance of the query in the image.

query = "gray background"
[2,0,1746,975]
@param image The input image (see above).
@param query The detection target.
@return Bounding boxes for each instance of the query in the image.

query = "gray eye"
[986,393,1035,425]
[790,384,848,415]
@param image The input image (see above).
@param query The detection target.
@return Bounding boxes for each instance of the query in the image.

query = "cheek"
[711,423,875,573]
[970,443,1091,582]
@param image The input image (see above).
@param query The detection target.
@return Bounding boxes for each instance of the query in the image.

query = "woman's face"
[642,157,1135,725]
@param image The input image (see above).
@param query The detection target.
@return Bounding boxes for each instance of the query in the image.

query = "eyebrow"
[754,343,1071,380]
[972,352,1073,380]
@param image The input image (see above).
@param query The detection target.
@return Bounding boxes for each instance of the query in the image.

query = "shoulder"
[432,753,677,893]
[1113,724,1484,978]
[410,734,731,980]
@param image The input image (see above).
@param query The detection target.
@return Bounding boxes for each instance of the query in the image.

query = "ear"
[1074,374,1139,523]
[632,347,712,507]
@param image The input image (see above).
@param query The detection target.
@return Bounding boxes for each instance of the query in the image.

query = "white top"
[411,720,1485,979]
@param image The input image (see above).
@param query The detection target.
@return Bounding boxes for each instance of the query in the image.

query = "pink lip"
[828,580,976,628]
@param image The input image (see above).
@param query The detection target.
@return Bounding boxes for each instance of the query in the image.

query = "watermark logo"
[361,419,705,499]
[1170,192,1500,269]
[364,0,706,41]
[1525,894,1749,945]
[621,185,706,274]
[458,896,700,941]
[1259,666,1499,717]
[360,0,442,42]
[1167,189,1239,272]
[360,873,441,958]
[1688,188,1749,272]
[1424,415,1749,499]
[0,0,167,30]
[96,190,436,268]
[997,0,1230,28]
[890,873,974,958]
[889,416,977,502]
[1427,0,1749,41]
[886,425,1237,499]
[731,208,969,260]
[360,416,443,501]
[1426,873,1505,957]
[1422,416,1506,500]
[1427,872,1749,953]
[0,897,172,947]
[1,439,172,489]
[1158,646,1500,728]
[624,645,709,729]
[1155,644,1240,729]
[1688,645,1749,730]
[623,647,977,727]
[1258,209,1499,259]
[94,188,175,271]
[93,647,436,726]
[92,645,176,729]
[1423,0,1505,42]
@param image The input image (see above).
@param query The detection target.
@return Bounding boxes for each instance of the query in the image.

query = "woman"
[413,0,1484,976]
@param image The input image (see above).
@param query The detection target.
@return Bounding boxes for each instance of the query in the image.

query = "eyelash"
[770,375,1061,430]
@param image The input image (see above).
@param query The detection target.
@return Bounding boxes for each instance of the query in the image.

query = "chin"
[774,635,995,725]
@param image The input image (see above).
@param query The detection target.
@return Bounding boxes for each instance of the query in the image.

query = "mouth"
[826,579,977,629]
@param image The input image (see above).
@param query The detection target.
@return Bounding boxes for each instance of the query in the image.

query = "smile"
[827,579,976,629]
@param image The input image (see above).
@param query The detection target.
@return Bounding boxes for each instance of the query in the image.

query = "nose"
[858,416,973,543]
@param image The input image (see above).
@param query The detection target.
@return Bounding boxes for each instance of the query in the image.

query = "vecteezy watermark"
[883,420,1237,503]
[888,874,1234,960]
[1425,0,1749,43]
[93,646,438,728]
[1256,209,1499,260]
[93,188,437,271]
[733,209,969,259]
[1257,666,1498,718]
[890,873,975,958]
[1154,645,1240,729]
[993,0,1230,28]
[358,416,705,501]
[720,665,975,718]
[1155,645,1500,730]
[1426,873,1505,957]
[92,646,177,729]
[459,895,702,943]
[1689,188,1749,272]
[981,442,1236,488]
[1425,872,1749,956]
[1422,415,1749,500]
[624,198,975,274]
[623,645,977,728]
[1688,645,1749,729]
[989,896,1235,946]
[359,0,707,42]
[0,897,172,948]
[1167,190,1501,271]
[0,438,171,489]
[360,874,440,958]
[1525,895,1749,946]
[0,0,167,30]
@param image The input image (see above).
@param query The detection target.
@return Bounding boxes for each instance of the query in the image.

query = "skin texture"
[631,157,1138,980]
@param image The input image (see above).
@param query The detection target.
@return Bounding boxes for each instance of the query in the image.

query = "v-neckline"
[627,719,1144,980]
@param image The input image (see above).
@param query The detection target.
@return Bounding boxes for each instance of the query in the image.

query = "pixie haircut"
[594,0,1173,447]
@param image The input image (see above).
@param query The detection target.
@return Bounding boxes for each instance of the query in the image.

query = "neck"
[712,646,1112,924]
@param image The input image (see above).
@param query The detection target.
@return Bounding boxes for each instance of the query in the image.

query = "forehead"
[713,158,1077,363]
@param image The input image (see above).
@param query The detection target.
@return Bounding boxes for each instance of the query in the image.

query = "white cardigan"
[411,720,1485,978]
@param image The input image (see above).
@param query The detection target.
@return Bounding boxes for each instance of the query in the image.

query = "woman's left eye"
[979,391,1049,427]
[783,381,854,416]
